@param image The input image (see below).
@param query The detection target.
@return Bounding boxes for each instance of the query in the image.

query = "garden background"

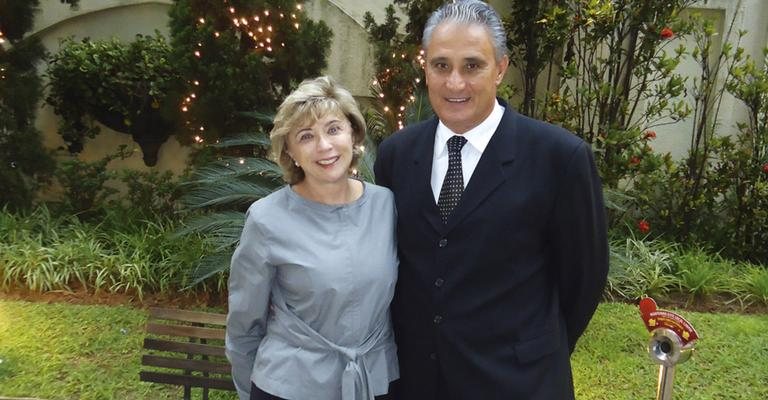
[1,0,767,398]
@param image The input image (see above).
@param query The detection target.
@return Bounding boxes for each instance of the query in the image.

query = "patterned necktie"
[437,135,467,224]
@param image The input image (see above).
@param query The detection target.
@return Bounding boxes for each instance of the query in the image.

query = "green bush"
[53,146,131,218]
[116,169,182,218]
[167,0,332,143]
[0,5,55,210]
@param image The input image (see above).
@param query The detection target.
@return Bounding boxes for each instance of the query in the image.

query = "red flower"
[763,163,768,173]
[660,27,674,40]
[637,219,651,234]
[644,130,657,140]
[629,155,641,166]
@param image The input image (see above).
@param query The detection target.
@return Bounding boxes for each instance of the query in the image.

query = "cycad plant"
[176,123,282,286]
[177,87,434,287]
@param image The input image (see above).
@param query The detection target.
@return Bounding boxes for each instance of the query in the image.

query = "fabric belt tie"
[341,350,373,400]
[270,288,389,400]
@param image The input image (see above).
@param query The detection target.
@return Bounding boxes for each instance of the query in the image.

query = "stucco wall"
[304,0,377,96]
[27,0,768,174]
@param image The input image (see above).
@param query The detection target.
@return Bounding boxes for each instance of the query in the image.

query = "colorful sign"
[639,297,699,345]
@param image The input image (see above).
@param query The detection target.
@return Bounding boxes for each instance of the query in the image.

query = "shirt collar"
[434,100,505,155]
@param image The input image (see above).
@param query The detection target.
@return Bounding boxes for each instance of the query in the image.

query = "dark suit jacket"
[374,104,609,400]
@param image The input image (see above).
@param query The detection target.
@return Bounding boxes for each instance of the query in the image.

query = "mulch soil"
[1,288,765,315]
[0,287,228,310]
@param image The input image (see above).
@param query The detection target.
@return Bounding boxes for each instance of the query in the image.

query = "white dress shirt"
[430,100,505,202]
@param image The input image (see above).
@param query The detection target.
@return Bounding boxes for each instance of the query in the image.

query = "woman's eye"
[328,125,341,135]
[298,133,313,141]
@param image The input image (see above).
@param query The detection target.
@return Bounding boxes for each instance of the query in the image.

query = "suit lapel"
[444,107,518,232]
[409,118,444,233]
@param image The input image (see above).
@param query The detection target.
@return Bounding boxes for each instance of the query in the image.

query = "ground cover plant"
[0,205,217,298]
[607,236,768,310]
[0,300,765,399]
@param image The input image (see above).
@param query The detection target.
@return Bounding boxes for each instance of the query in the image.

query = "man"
[373,1,609,399]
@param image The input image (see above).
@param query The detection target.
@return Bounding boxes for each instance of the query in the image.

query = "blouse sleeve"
[225,206,275,400]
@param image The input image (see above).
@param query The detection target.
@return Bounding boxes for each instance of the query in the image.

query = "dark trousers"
[250,382,396,400]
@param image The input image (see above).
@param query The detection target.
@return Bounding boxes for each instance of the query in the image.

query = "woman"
[226,76,399,400]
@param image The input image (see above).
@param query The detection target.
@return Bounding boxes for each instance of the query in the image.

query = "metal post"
[656,364,675,400]
[639,298,699,400]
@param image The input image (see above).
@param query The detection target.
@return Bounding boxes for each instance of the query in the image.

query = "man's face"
[424,22,509,134]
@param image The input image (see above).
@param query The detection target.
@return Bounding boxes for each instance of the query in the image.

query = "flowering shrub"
[496,0,698,188]
[637,219,651,234]
[630,37,768,264]
[660,27,675,40]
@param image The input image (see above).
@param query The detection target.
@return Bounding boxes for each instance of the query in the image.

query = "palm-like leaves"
[177,130,283,286]
[180,157,282,209]
[404,88,433,125]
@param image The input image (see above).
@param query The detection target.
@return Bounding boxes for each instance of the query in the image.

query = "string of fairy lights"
[0,29,6,80]
[181,1,427,139]
[181,1,305,144]
[371,49,425,130]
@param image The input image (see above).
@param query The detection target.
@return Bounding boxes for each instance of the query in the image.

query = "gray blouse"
[226,182,399,400]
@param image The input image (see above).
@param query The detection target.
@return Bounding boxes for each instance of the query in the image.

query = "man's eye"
[466,63,479,70]
[433,62,448,70]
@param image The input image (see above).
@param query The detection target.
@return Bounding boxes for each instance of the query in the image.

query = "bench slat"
[143,338,227,358]
[149,307,227,326]
[146,322,225,340]
[140,371,235,390]
[142,355,231,374]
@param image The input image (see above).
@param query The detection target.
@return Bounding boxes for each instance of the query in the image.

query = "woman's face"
[286,113,354,187]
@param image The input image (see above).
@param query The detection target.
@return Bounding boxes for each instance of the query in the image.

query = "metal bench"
[139,307,235,399]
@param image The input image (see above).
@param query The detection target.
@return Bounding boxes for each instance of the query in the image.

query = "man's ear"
[496,54,510,86]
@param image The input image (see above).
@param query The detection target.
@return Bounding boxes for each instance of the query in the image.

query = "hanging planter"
[45,33,180,166]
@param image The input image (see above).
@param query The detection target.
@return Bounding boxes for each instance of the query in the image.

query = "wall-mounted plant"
[45,32,181,166]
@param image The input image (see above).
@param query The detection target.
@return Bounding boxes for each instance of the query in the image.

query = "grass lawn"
[0,300,235,400]
[574,303,768,399]
[0,300,766,399]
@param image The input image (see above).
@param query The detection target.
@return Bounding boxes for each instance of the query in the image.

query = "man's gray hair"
[422,0,508,62]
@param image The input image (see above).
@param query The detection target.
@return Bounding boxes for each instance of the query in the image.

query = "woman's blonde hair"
[270,76,366,184]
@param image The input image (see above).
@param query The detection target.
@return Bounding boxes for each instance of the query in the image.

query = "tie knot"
[447,135,467,154]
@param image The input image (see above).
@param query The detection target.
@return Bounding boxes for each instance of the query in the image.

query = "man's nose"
[446,69,466,91]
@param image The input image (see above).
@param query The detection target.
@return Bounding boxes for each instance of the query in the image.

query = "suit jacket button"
[434,278,445,288]
[429,352,437,360]
[438,238,448,247]
[433,315,443,324]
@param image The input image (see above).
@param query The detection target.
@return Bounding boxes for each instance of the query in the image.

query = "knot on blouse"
[271,289,390,400]
[342,354,374,400]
